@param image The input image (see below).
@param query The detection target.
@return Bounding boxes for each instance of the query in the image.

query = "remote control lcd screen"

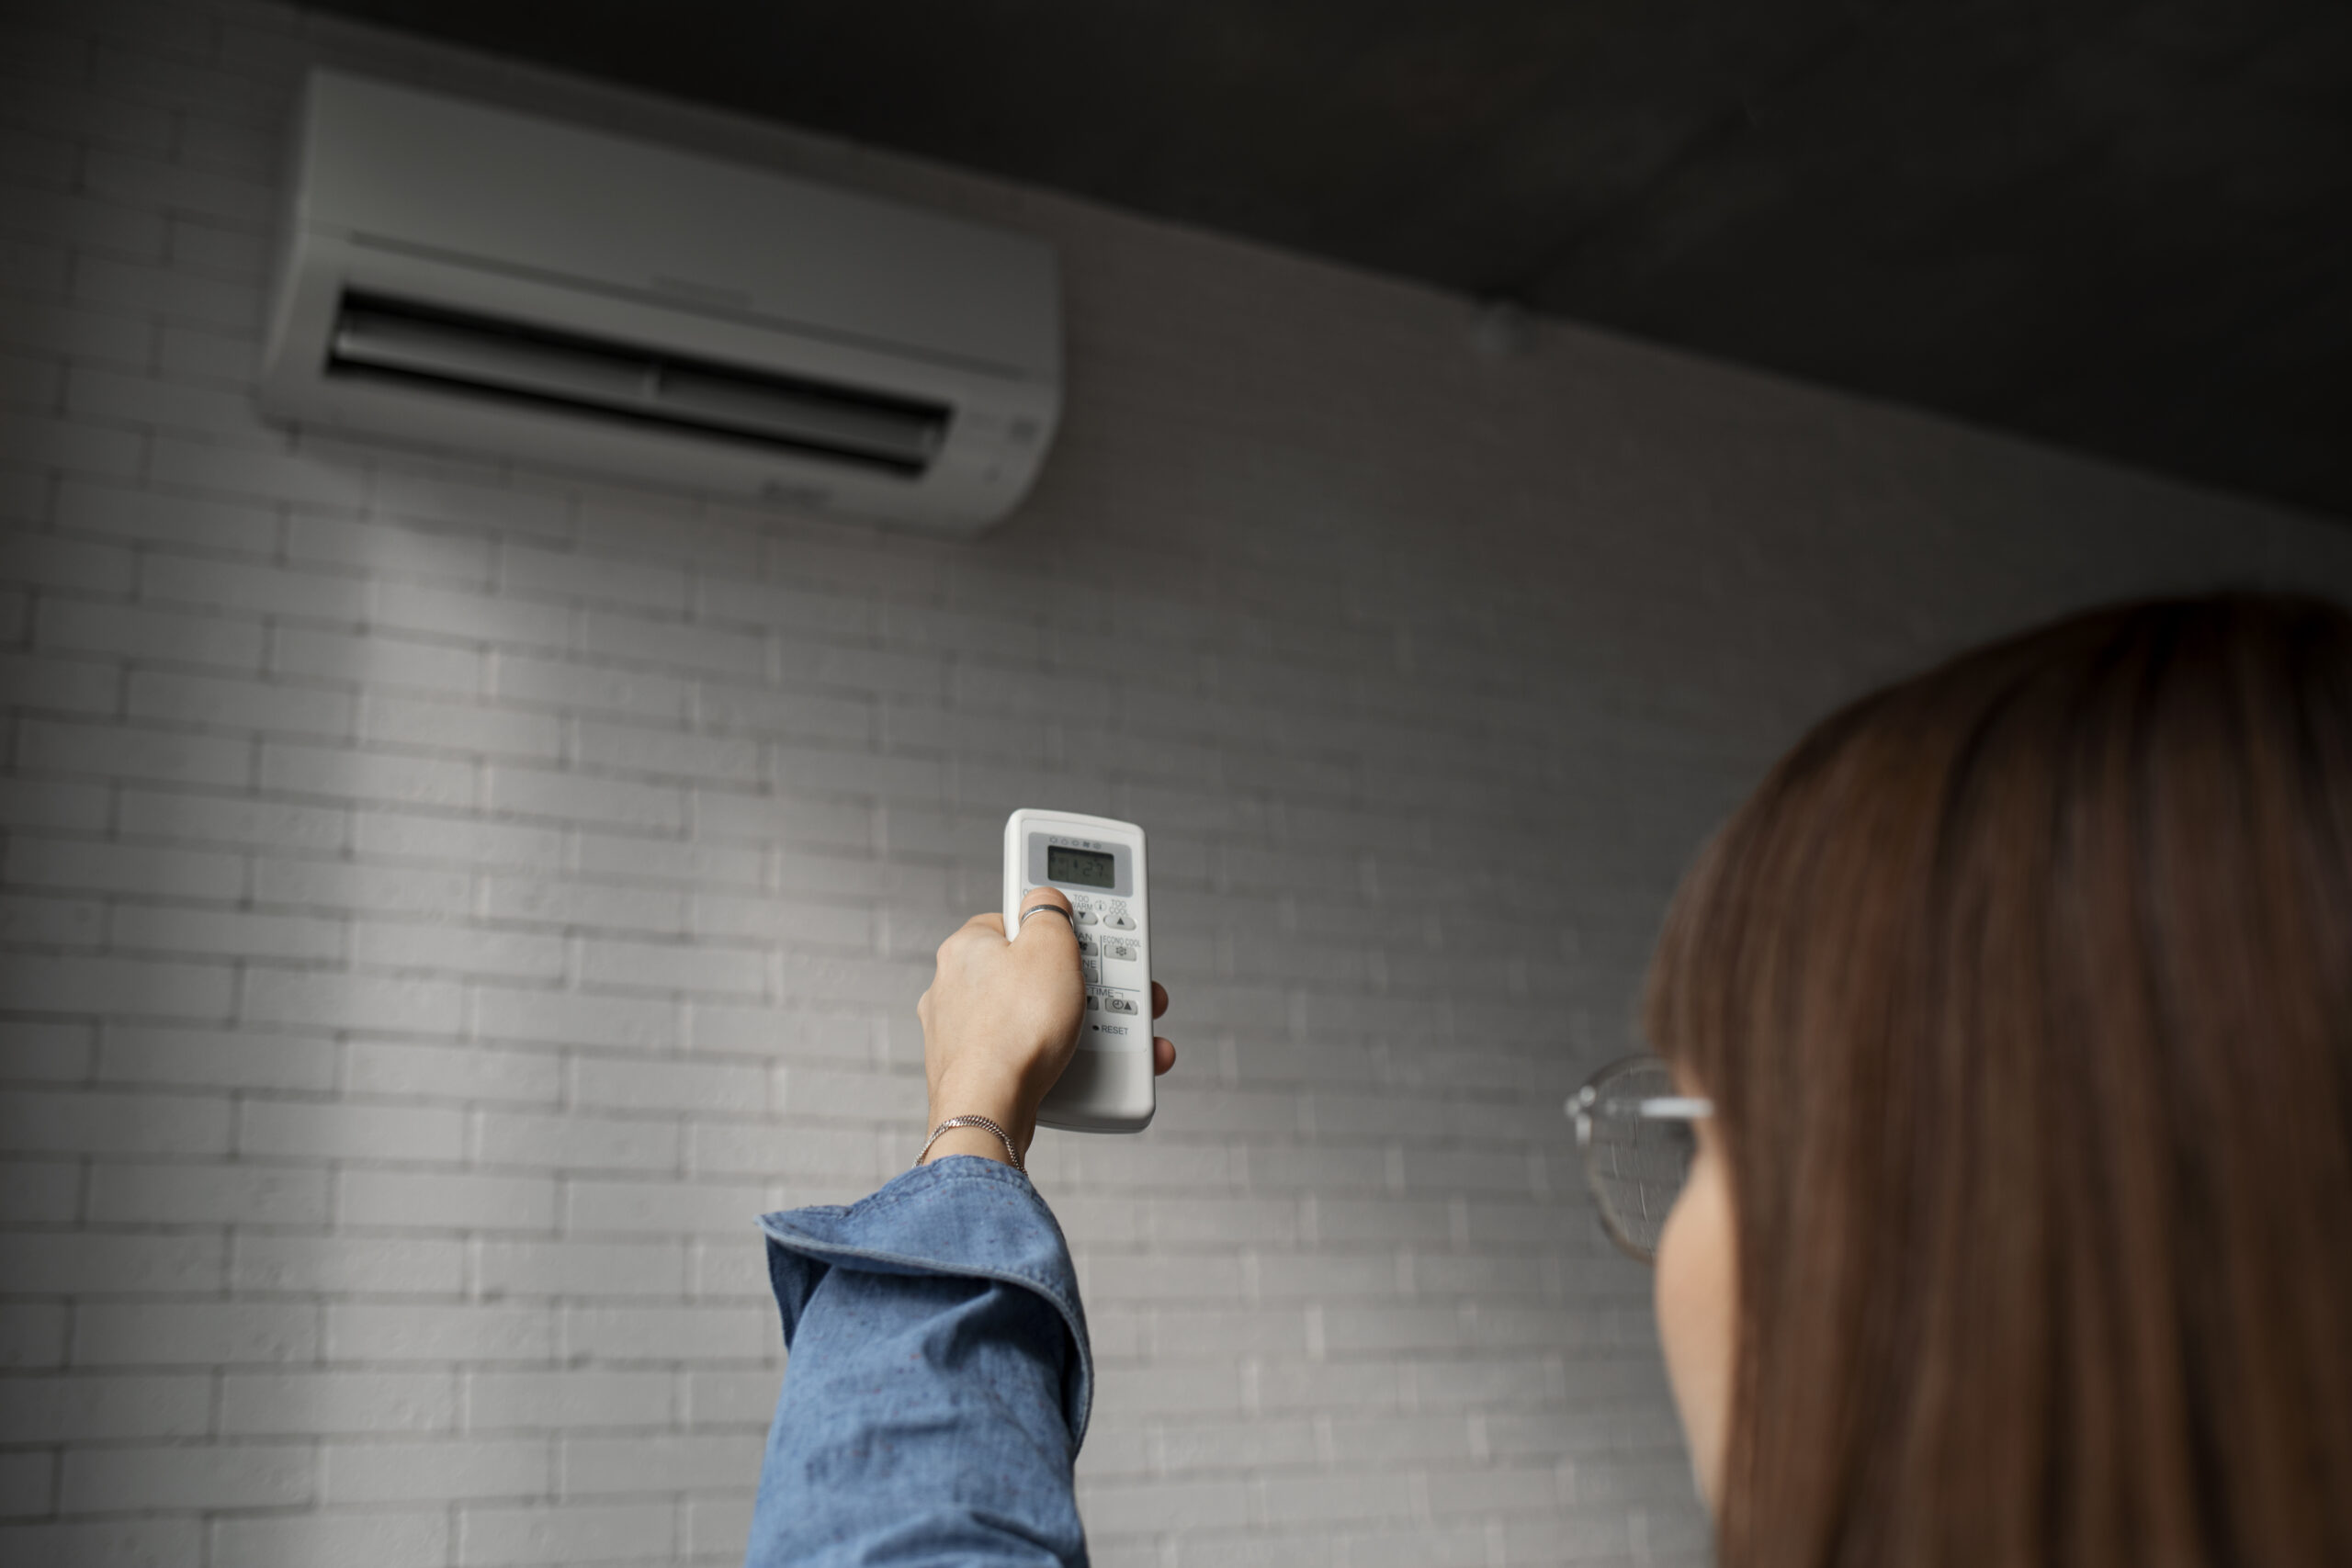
[1047,844,1116,888]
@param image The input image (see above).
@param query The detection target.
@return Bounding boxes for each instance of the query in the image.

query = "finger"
[1153,1035,1176,1076]
[1151,981,1170,1020]
[1012,886,1076,945]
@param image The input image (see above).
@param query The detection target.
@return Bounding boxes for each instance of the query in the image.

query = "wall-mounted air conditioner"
[258,71,1062,534]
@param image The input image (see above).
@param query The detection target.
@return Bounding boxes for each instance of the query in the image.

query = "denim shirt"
[744,1156,1092,1567]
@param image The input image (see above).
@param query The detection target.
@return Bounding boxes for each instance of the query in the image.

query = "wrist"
[922,1124,1021,1168]
[927,1067,1034,1150]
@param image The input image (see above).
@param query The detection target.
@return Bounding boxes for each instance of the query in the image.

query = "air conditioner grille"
[328,294,950,475]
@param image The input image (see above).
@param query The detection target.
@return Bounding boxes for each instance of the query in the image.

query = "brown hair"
[1645,593,2352,1568]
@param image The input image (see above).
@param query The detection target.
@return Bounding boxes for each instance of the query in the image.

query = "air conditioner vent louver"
[330,295,950,476]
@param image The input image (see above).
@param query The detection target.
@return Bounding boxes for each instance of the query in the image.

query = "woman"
[742,593,2352,1567]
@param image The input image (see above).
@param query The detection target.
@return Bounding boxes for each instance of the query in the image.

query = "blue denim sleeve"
[742,1156,1092,1568]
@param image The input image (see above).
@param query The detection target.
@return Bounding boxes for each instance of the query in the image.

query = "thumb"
[1012,886,1076,946]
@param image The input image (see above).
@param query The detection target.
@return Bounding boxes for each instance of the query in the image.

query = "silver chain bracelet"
[917,1113,1023,1173]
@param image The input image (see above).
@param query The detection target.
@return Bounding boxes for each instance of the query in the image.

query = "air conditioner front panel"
[300,73,1058,382]
[259,72,1063,535]
[261,236,1056,528]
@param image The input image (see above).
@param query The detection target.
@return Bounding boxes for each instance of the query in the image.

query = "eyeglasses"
[1567,1055,1713,1263]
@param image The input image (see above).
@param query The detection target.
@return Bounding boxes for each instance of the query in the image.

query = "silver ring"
[1018,904,1074,929]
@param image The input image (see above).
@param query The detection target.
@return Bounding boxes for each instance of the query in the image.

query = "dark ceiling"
[307,0,2352,520]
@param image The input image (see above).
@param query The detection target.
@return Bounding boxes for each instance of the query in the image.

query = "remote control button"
[1082,959,1102,982]
[1075,909,1100,925]
[1085,995,1099,1011]
[1077,935,1098,955]
[1106,940,1137,962]
[1105,912,1135,931]
[1105,995,1139,1014]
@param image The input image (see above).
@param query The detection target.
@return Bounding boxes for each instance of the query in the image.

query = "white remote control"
[1003,808,1155,1133]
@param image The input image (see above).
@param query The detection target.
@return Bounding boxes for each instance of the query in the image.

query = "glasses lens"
[1577,1058,1698,1262]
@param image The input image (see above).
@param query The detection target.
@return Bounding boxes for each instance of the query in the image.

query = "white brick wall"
[4,1,2350,1564]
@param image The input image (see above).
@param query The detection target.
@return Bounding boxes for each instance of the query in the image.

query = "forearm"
[743,1157,1092,1568]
